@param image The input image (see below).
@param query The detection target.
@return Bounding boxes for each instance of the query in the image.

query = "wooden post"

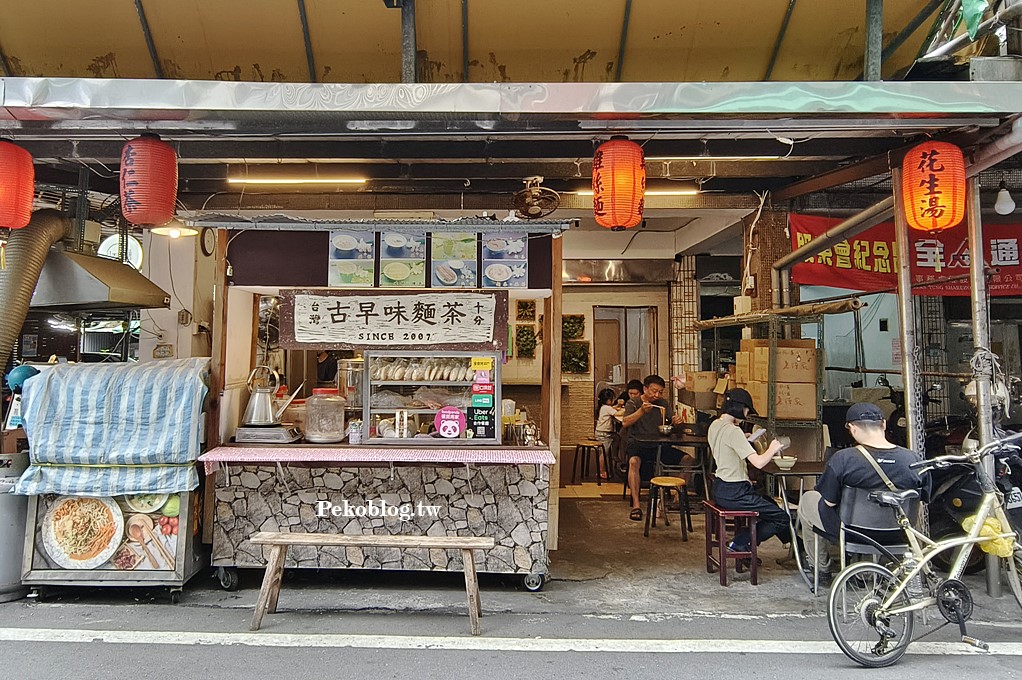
[541,234,563,550]
[461,548,482,635]
[250,544,287,631]
[203,229,230,545]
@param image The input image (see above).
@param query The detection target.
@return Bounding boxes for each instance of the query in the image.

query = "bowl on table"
[774,455,797,470]
[657,424,674,436]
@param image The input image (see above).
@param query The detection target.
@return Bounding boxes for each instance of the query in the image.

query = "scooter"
[876,377,961,456]
[926,379,1022,573]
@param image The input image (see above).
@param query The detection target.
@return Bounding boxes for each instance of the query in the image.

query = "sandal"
[629,508,643,522]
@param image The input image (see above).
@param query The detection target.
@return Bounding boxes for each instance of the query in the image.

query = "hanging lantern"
[0,141,35,229]
[901,141,966,233]
[593,136,645,230]
[120,133,178,227]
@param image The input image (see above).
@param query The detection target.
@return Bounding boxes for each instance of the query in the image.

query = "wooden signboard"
[279,289,508,351]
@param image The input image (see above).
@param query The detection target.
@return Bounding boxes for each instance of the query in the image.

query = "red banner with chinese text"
[788,214,1022,296]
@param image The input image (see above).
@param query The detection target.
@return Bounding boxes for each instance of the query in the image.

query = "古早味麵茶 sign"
[279,289,508,350]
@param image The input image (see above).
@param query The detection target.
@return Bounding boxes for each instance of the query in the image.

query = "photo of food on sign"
[431,259,478,288]
[381,232,427,288]
[482,232,527,260]
[482,261,527,288]
[34,493,184,572]
[328,230,376,288]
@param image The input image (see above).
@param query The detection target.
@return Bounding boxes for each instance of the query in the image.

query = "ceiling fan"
[512,176,560,219]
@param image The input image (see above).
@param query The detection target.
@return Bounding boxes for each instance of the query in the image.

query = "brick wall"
[744,209,798,311]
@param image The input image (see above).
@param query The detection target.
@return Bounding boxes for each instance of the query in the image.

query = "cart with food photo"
[13,359,209,595]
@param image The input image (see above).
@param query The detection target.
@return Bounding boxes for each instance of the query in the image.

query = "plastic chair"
[807,485,919,594]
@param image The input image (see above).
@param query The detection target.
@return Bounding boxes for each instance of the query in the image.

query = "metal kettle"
[242,365,280,426]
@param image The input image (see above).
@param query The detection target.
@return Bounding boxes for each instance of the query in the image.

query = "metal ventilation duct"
[31,249,171,311]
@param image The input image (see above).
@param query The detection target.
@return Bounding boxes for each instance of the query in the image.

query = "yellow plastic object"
[961,516,1015,557]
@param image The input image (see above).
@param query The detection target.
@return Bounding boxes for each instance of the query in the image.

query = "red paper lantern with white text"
[593,137,645,230]
[0,141,35,229]
[120,134,178,226]
[901,141,966,233]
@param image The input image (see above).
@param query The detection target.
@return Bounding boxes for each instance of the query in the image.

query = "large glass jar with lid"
[304,388,346,443]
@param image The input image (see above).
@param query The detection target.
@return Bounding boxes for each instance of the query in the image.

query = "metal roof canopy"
[190,215,570,234]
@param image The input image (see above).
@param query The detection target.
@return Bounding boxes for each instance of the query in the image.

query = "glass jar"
[304,388,346,443]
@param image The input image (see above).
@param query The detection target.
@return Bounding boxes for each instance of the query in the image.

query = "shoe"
[736,557,763,573]
[629,508,643,521]
[727,540,750,553]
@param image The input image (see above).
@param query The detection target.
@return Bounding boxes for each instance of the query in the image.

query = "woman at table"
[709,388,789,563]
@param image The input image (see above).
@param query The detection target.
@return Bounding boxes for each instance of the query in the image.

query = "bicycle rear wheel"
[828,562,915,668]
[1009,552,1022,611]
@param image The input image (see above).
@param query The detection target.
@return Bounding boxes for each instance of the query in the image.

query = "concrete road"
[3,576,1022,680]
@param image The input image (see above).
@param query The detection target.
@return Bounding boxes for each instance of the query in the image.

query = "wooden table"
[762,460,827,588]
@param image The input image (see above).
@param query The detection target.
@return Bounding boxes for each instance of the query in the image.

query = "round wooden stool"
[644,476,692,541]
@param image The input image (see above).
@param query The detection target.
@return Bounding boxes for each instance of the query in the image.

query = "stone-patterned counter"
[201,447,554,578]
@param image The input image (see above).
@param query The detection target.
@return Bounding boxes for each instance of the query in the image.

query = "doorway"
[593,306,658,385]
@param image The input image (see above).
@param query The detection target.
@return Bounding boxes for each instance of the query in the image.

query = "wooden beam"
[542,235,563,550]
[202,228,229,545]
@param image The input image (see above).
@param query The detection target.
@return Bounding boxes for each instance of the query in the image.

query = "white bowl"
[774,456,797,470]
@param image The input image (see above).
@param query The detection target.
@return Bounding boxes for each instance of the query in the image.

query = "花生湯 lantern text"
[901,141,965,233]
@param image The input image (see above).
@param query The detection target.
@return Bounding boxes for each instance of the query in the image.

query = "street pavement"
[3,567,1022,680]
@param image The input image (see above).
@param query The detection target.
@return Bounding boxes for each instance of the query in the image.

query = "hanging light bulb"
[994,179,1016,215]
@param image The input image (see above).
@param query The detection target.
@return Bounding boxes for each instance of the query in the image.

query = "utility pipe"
[967,118,1022,177]
[920,2,1022,60]
[891,167,924,455]
[966,176,1002,597]
[770,197,894,308]
[401,0,417,83]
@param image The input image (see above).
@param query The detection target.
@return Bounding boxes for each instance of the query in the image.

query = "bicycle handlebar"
[912,430,1022,472]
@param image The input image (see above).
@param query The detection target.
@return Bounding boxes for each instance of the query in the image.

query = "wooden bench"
[248,532,496,634]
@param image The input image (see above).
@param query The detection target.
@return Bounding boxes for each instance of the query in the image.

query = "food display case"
[364,351,501,444]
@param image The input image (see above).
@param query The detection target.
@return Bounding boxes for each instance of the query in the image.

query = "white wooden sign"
[283,290,507,349]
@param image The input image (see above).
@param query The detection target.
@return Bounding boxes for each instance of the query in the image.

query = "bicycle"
[827,430,1022,668]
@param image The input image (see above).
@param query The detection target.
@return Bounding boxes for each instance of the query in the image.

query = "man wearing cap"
[709,388,789,562]
[796,402,928,579]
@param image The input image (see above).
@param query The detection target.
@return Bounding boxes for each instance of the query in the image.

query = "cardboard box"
[740,338,816,353]
[2,427,27,454]
[752,347,818,383]
[684,371,719,393]
[735,351,751,384]
[679,389,718,412]
[747,380,817,420]
[734,295,753,316]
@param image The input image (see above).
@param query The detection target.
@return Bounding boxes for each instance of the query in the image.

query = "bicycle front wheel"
[827,562,915,668]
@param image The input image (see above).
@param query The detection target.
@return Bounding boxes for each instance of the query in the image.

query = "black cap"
[846,402,884,423]
[725,388,757,415]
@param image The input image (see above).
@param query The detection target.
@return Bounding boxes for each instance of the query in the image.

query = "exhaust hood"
[30,249,171,311]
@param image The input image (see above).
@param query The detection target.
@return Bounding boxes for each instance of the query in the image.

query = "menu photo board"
[431,232,478,288]
[327,230,375,287]
[280,289,509,351]
[482,231,528,289]
[380,231,426,288]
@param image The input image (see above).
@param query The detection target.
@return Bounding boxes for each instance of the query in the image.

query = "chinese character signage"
[789,214,1022,296]
[280,289,509,350]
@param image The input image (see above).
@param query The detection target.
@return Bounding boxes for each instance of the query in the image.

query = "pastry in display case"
[364,351,501,444]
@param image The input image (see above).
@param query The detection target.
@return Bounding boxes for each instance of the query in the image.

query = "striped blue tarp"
[13,358,209,496]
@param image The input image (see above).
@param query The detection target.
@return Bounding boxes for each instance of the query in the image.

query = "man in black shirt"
[797,402,928,575]
[621,374,684,521]
[316,350,338,386]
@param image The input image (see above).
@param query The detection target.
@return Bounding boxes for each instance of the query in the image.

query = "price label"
[471,356,494,371]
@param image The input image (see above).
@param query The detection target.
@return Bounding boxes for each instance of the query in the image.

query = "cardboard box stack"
[680,370,719,412]
[741,338,819,420]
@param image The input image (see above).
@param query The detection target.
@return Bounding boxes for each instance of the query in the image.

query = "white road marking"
[0,627,1020,655]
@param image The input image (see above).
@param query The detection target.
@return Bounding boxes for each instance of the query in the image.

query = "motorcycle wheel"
[929,528,986,575]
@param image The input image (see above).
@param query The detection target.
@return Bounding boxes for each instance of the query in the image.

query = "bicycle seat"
[868,488,920,508]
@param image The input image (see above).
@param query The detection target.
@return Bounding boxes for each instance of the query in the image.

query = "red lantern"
[901,141,966,233]
[120,134,178,226]
[593,137,645,230]
[0,141,35,229]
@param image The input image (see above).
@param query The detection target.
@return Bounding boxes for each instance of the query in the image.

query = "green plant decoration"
[516,299,536,322]
[515,325,537,359]
[562,314,585,341]
[562,341,590,374]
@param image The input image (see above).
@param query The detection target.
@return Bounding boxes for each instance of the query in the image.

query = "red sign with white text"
[788,214,1022,296]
